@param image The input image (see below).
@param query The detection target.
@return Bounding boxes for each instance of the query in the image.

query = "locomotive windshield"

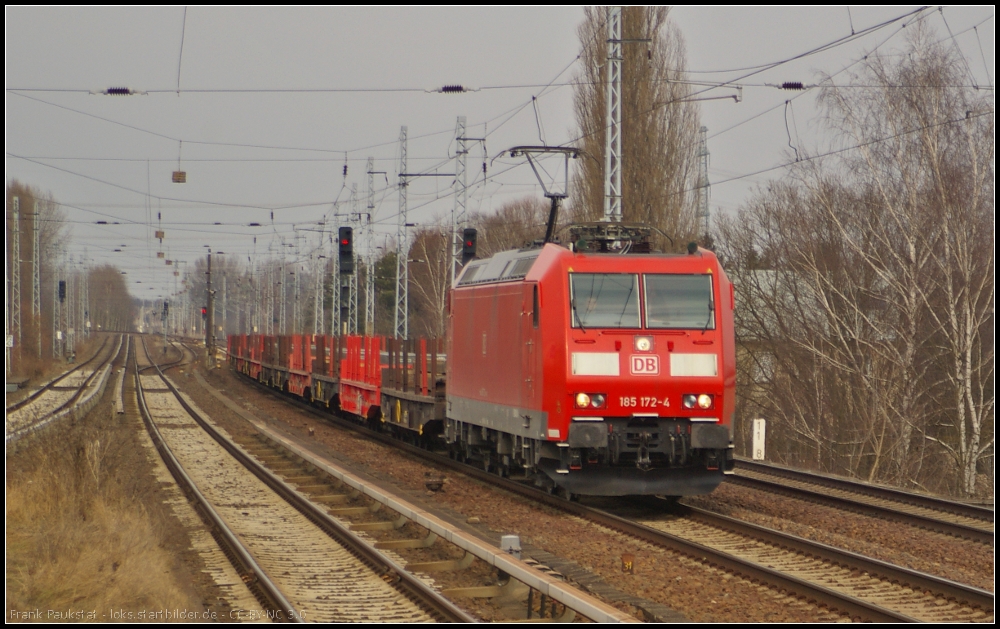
[644,274,715,329]
[570,273,640,328]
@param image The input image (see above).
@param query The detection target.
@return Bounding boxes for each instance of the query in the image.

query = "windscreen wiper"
[571,296,586,333]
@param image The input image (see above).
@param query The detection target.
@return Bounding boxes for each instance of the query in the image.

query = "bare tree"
[6,181,68,369]
[570,6,701,247]
[718,25,994,496]
[817,25,994,495]
[408,226,451,338]
[471,196,550,257]
[88,265,135,332]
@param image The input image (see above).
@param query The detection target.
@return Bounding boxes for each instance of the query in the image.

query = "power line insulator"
[440,85,466,93]
[781,82,805,90]
[91,87,146,96]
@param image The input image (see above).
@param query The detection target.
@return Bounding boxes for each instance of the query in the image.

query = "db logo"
[630,355,660,375]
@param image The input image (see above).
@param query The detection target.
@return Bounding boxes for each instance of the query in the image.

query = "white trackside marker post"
[752,418,766,461]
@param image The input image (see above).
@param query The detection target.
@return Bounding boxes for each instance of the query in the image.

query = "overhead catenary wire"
[8,5,991,299]
[972,24,994,88]
[11,7,980,180]
[29,105,991,247]
[563,6,939,151]
[7,75,575,167]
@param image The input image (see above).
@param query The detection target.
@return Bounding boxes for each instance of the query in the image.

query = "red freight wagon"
[338,335,383,424]
[285,334,313,397]
[310,334,342,407]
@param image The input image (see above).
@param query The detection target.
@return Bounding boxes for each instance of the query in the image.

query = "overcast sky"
[5,6,994,300]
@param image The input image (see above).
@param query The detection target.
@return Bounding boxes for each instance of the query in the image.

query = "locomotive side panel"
[448,281,547,440]
[533,250,573,442]
[717,270,737,431]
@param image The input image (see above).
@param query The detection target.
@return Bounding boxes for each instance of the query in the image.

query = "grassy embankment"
[6,377,205,621]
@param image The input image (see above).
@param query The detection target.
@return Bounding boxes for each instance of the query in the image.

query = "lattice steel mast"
[602,6,622,223]
[365,157,378,335]
[394,126,408,339]
[696,126,711,239]
[330,217,340,336]
[11,197,21,352]
[347,184,358,334]
[312,231,325,335]
[33,202,41,354]
[451,116,468,286]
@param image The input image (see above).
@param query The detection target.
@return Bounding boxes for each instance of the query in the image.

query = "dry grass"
[6,399,204,621]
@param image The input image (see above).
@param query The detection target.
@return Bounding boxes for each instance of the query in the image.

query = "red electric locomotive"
[227,225,736,498]
[446,225,736,496]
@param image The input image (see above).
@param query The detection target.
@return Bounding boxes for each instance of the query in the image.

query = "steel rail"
[5,334,124,444]
[154,340,476,623]
[134,337,302,622]
[6,335,111,413]
[673,501,995,612]
[237,373,908,621]
[726,469,993,544]
[734,458,994,522]
[137,336,187,374]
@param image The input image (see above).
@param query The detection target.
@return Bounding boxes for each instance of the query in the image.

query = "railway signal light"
[338,226,354,275]
[163,301,169,315]
[461,228,478,265]
[58,280,67,302]
[201,306,208,320]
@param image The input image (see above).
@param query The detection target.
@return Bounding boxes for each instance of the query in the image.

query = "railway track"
[728,459,994,545]
[128,336,267,619]
[227,365,994,623]
[175,339,640,623]
[135,337,476,623]
[5,334,123,444]
[6,335,113,414]
[138,337,187,374]
[627,500,993,622]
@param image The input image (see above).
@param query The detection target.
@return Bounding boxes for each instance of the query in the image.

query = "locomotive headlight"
[574,392,607,409]
[683,394,714,409]
[634,336,653,352]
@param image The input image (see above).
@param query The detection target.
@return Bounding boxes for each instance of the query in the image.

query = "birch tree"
[718,25,993,496]
[407,227,451,338]
[816,25,994,495]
